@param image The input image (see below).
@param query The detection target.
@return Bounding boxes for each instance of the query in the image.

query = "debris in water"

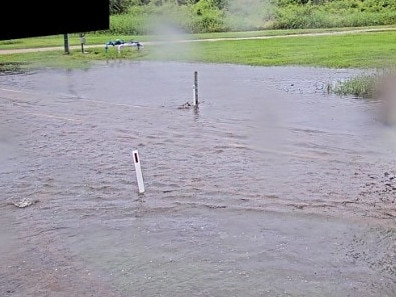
[12,198,38,208]
[178,101,193,109]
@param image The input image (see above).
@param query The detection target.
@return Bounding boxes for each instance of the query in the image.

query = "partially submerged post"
[133,150,145,194]
[193,71,199,106]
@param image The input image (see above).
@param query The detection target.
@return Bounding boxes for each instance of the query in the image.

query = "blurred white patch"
[375,73,396,126]
[224,0,274,31]
[0,127,17,166]
[145,9,195,61]
[246,89,288,153]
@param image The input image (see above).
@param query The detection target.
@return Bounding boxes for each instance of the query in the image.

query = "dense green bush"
[190,0,224,32]
[106,0,396,35]
[272,0,396,29]
[109,1,227,34]
[224,0,275,31]
[109,6,152,35]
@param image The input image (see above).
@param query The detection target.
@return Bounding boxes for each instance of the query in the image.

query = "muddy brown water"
[1,61,395,297]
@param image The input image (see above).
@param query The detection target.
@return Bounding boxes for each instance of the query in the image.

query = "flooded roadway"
[1,61,395,296]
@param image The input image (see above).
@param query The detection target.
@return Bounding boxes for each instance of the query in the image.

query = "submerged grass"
[332,73,378,98]
[0,62,26,74]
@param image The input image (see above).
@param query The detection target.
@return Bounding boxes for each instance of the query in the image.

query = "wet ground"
[1,61,395,296]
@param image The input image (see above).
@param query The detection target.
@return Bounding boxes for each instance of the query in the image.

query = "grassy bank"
[159,30,396,69]
[1,27,396,69]
[2,26,390,51]
[1,27,396,98]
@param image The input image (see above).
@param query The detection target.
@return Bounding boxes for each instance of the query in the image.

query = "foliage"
[108,6,150,35]
[272,0,396,29]
[110,0,130,14]
[332,69,396,99]
[0,62,26,74]
[108,1,227,34]
[224,0,275,31]
[332,73,378,98]
[190,0,225,32]
[103,0,396,34]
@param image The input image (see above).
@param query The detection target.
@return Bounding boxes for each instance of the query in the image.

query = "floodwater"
[1,61,395,297]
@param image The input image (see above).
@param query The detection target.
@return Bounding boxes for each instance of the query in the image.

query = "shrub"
[333,73,378,98]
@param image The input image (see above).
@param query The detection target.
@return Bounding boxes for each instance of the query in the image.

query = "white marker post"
[132,150,145,194]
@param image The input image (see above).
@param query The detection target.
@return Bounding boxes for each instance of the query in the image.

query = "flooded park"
[1,61,395,296]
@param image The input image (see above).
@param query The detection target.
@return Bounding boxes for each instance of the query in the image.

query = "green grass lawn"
[1,27,396,71]
[2,26,394,50]
[144,30,396,69]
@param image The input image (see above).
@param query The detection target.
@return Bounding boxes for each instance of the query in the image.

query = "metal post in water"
[132,150,145,194]
[193,71,199,106]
